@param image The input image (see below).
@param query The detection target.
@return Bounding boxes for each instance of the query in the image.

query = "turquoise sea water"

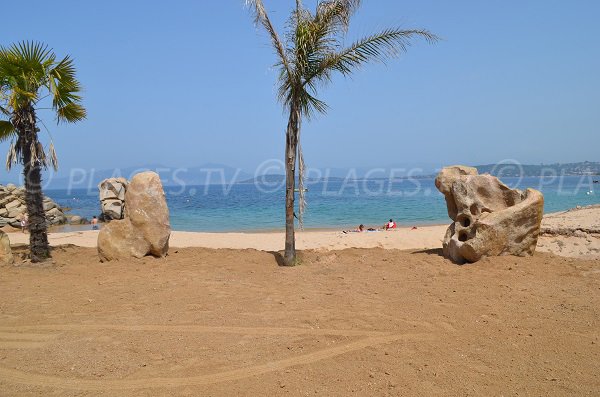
[46,176,599,232]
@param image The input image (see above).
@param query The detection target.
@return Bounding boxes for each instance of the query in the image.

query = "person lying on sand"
[343,224,381,234]
[343,224,365,234]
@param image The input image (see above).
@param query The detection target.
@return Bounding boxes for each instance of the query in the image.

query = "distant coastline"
[2,161,599,189]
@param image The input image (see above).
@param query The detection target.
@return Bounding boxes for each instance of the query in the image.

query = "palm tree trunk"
[14,106,51,262]
[283,102,299,266]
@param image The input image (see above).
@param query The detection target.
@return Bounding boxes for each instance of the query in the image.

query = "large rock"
[436,166,544,264]
[125,172,171,257]
[101,199,125,220]
[98,178,127,220]
[46,207,67,225]
[97,172,170,261]
[0,185,68,227]
[98,218,151,260]
[0,230,14,265]
[68,215,86,225]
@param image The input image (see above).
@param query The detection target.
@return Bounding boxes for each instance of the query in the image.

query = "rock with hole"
[436,165,544,264]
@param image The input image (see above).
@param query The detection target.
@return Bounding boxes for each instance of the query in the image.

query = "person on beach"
[91,216,99,230]
[343,224,365,234]
[384,219,397,230]
[20,213,28,233]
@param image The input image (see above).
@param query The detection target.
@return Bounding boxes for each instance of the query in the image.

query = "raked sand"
[1,207,599,396]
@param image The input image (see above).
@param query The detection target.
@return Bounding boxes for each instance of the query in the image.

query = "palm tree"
[246,0,438,265]
[0,41,86,262]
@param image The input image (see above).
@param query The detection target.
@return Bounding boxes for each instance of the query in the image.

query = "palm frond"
[315,0,360,33]
[36,141,47,168]
[48,141,59,171]
[0,105,10,116]
[298,87,328,118]
[297,137,307,229]
[5,140,16,170]
[56,102,86,123]
[49,55,86,123]
[306,28,439,84]
[0,120,15,142]
[29,141,37,167]
[246,0,293,80]
[0,41,86,124]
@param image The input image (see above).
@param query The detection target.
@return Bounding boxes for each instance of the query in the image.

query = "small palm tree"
[246,0,438,265]
[0,41,86,262]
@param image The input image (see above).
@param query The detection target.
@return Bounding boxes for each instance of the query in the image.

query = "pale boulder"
[0,230,14,265]
[98,219,151,261]
[97,172,170,261]
[68,215,84,225]
[435,165,478,220]
[436,166,544,264]
[5,200,21,210]
[125,172,171,257]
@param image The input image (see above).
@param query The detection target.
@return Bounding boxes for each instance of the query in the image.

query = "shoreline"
[4,205,599,259]
[45,221,448,235]
[5,225,449,252]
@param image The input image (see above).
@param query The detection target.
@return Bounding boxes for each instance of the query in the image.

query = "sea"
[45,176,599,232]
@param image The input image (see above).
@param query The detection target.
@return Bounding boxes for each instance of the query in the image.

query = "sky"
[1,0,599,178]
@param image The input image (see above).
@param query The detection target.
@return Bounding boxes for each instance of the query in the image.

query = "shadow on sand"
[410,248,444,257]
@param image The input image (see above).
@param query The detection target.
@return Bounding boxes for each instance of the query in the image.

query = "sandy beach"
[5,205,600,259]
[1,206,598,396]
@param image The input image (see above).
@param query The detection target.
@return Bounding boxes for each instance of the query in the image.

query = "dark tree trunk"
[13,105,51,262]
[283,102,299,266]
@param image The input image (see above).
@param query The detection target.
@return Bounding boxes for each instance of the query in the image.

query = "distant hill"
[0,163,253,190]
[2,161,597,190]
[237,174,346,184]
[475,161,600,177]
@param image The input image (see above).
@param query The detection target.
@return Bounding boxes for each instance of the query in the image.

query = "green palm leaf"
[307,28,439,85]
[0,120,15,142]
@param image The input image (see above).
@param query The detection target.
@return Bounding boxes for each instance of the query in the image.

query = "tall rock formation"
[435,165,544,264]
[98,172,170,261]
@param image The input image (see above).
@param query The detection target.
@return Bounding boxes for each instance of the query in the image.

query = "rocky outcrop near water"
[0,184,67,228]
[98,178,127,221]
[98,172,171,261]
[436,165,544,264]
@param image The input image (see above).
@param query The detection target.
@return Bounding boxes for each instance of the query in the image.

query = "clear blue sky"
[1,0,599,176]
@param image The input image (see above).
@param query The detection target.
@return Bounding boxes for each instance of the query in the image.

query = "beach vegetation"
[245,0,437,265]
[0,41,86,262]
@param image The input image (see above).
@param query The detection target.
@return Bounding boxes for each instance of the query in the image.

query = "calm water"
[46,176,599,232]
